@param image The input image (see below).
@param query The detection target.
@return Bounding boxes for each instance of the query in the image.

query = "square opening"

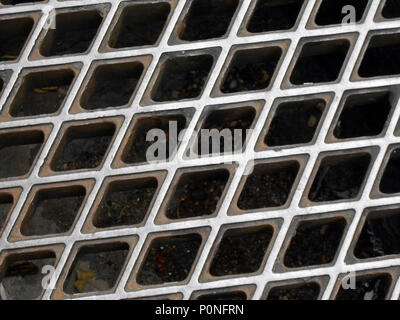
[152,54,214,102]
[179,0,239,41]
[40,10,103,57]
[284,217,346,268]
[21,185,85,236]
[209,225,273,276]
[380,147,400,194]
[166,169,229,220]
[314,0,369,26]
[0,130,44,179]
[290,39,350,85]
[122,114,187,164]
[265,99,325,147]
[354,208,400,259]
[80,62,144,110]
[51,122,116,172]
[137,233,202,285]
[221,46,282,93]
[247,0,304,33]
[64,242,129,294]
[195,291,247,300]
[334,91,392,139]
[308,153,371,202]
[0,250,56,300]
[0,193,13,232]
[237,160,300,210]
[335,273,392,300]
[267,282,320,300]
[196,106,256,155]
[93,177,158,228]
[0,17,34,62]
[109,2,170,48]
[382,0,400,19]
[10,68,75,117]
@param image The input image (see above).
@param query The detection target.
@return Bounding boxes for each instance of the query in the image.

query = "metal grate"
[0,0,400,300]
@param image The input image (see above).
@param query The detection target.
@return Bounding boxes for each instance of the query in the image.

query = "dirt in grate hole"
[247,0,304,33]
[152,54,213,102]
[0,252,55,300]
[179,0,239,41]
[1,0,44,4]
[354,209,400,259]
[196,107,256,155]
[137,234,201,285]
[265,99,325,147]
[52,124,115,171]
[267,282,320,300]
[284,218,345,268]
[123,115,187,164]
[21,186,85,236]
[382,0,400,19]
[0,17,33,61]
[110,2,170,48]
[64,243,129,294]
[166,169,229,220]
[309,153,371,202]
[0,194,13,232]
[380,148,400,194]
[238,161,299,210]
[334,91,391,139]
[94,178,157,228]
[315,0,369,26]
[210,226,273,276]
[336,274,392,300]
[196,291,247,300]
[10,69,74,117]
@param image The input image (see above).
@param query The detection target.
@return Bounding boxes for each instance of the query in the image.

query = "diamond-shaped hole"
[359,33,400,78]
[267,282,320,300]
[380,147,400,194]
[21,185,85,236]
[382,0,400,19]
[196,106,256,155]
[221,46,282,93]
[109,2,170,48]
[265,98,325,147]
[354,208,400,259]
[10,68,75,117]
[40,10,103,57]
[152,54,214,102]
[237,160,300,210]
[179,0,239,41]
[196,291,247,300]
[122,114,187,164]
[334,91,392,140]
[0,17,33,62]
[290,39,350,85]
[284,217,346,268]
[210,225,273,276]
[309,153,371,202]
[0,250,55,300]
[0,193,13,232]
[314,0,369,26]
[64,242,129,294]
[137,233,202,285]
[94,177,158,229]
[1,0,44,4]
[80,61,144,110]
[51,122,115,172]
[166,169,229,220]
[247,0,304,33]
[0,130,44,179]
[335,273,392,300]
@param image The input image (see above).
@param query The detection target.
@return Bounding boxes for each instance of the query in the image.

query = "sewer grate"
[1,0,400,300]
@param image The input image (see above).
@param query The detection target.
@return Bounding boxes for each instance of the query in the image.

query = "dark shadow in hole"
[315,0,369,26]
[267,282,320,300]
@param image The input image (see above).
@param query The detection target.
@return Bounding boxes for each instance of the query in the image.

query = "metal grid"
[0,0,400,300]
